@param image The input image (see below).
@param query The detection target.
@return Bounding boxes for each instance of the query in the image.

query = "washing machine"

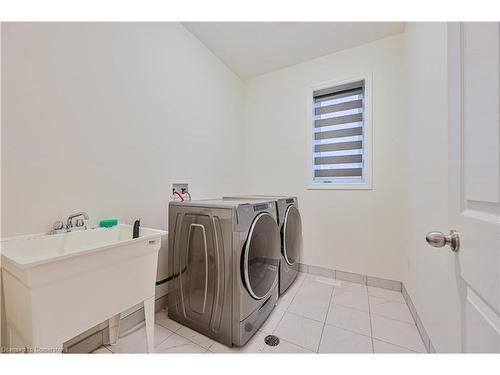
[167,198,280,347]
[223,196,302,295]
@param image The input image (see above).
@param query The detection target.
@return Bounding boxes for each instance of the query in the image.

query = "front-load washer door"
[242,212,280,300]
[282,205,302,266]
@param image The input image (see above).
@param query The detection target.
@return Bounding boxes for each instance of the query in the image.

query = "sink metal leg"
[144,297,155,353]
[108,314,120,345]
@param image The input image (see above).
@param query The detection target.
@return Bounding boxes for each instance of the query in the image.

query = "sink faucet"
[66,212,89,231]
[49,212,90,234]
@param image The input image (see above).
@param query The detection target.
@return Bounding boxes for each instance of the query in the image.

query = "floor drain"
[264,335,280,347]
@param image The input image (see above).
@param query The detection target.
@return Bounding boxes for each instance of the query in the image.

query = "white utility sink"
[1,224,166,353]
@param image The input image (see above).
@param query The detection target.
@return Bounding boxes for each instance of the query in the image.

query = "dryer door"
[282,205,302,266]
[242,212,280,300]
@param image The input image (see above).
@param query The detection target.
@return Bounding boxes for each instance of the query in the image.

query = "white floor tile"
[368,286,405,303]
[291,273,307,289]
[373,339,418,353]
[332,290,369,312]
[303,274,336,291]
[107,323,173,353]
[333,280,368,295]
[95,273,423,355]
[276,292,294,311]
[288,286,332,322]
[296,272,307,282]
[155,333,206,353]
[325,304,371,336]
[92,346,113,354]
[369,296,414,324]
[176,325,215,349]
[371,315,426,353]
[274,312,324,352]
[319,325,373,353]
[305,274,338,286]
[276,277,304,310]
[209,331,267,353]
[263,339,314,353]
[155,310,182,332]
[259,307,286,334]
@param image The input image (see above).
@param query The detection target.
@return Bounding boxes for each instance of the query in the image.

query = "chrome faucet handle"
[75,218,86,228]
[53,221,64,231]
[66,212,90,229]
[49,220,65,234]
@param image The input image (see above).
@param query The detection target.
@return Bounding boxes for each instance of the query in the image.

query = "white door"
[445,22,500,353]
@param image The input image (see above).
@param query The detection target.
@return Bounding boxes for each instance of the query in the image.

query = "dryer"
[167,198,280,347]
[223,196,302,294]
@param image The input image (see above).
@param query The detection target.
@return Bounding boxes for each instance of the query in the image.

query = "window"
[310,76,372,189]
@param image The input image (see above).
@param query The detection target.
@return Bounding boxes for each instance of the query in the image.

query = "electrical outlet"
[172,183,189,195]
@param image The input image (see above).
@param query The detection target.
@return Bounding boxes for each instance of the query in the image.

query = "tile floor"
[92,272,426,354]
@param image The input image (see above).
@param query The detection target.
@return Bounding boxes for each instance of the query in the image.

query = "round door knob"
[426,230,460,252]
[426,231,447,247]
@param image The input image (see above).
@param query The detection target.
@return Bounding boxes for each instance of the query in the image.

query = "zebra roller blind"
[313,80,365,184]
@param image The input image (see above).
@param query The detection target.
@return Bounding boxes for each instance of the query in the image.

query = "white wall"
[404,23,462,352]
[1,23,243,237]
[243,35,407,281]
[0,23,243,348]
[1,22,466,353]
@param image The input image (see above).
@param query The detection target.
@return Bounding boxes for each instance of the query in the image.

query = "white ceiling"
[183,22,405,79]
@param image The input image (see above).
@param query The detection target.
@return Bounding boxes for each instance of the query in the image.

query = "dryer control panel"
[253,203,269,212]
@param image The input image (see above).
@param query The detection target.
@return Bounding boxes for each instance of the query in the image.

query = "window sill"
[307,183,373,190]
